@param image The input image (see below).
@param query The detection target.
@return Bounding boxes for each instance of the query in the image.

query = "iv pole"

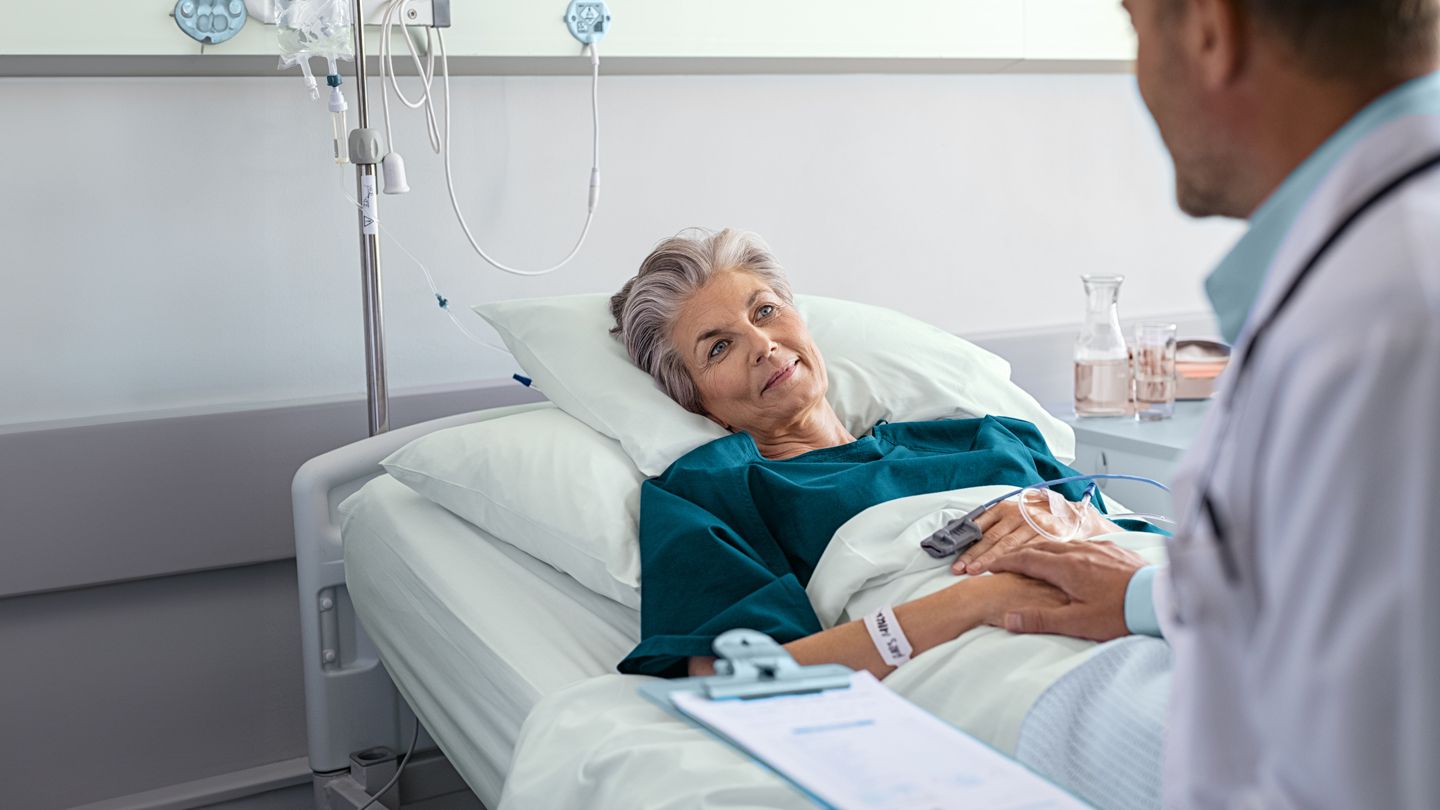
[349,0,389,437]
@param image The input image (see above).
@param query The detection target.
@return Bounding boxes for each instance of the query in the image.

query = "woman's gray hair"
[610,228,793,414]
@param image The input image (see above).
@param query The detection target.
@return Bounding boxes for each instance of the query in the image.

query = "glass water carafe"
[1074,275,1130,417]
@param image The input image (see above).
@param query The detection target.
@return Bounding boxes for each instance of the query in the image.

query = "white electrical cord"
[379,0,441,155]
[372,0,604,277]
[437,30,602,276]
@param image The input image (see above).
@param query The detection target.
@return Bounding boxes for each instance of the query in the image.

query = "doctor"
[986,0,1440,807]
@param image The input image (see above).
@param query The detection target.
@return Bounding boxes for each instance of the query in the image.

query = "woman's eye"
[708,339,729,359]
[757,304,776,319]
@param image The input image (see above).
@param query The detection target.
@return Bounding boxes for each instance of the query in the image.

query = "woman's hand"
[951,499,1064,575]
[952,498,1122,575]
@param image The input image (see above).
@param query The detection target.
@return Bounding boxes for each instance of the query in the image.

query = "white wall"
[0,73,1242,427]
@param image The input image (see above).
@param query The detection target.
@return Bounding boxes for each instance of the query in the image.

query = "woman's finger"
[974,505,1006,531]
[980,509,1022,539]
[954,528,1009,572]
[975,499,1028,530]
[957,510,1021,572]
[968,527,1041,573]
[954,533,999,573]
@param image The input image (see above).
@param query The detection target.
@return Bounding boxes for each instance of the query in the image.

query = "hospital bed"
[292,293,1172,809]
[294,404,1170,810]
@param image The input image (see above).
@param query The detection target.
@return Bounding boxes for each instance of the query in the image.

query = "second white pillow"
[381,406,644,609]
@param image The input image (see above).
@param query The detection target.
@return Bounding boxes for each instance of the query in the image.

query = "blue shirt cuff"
[1124,565,1164,638]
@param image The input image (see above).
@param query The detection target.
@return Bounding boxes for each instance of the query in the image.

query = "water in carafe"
[1075,357,1131,416]
[1074,275,1130,417]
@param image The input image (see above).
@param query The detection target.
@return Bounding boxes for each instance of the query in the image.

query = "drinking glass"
[1133,322,1177,421]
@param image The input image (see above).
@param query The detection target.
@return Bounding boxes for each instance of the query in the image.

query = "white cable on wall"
[379,0,441,155]
[437,30,602,277]
[376,0,603,278]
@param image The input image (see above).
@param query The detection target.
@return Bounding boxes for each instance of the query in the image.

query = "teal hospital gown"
[617,416,1123,679]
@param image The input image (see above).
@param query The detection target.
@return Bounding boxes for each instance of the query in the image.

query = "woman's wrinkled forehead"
[672,269,778,345]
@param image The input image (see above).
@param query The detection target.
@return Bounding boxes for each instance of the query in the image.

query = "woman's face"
[671,269,828,434]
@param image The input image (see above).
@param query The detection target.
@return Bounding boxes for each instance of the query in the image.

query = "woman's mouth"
[763,359,799,393]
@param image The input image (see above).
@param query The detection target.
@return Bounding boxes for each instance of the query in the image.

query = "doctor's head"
[610,228,832,437]
[1124,0,1440,218]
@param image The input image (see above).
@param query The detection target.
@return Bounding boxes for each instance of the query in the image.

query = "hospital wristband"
[863,605,913,667]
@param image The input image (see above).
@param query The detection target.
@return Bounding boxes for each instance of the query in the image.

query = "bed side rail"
[291,402,553,776]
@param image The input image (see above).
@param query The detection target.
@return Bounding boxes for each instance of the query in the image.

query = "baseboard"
[62,750,481,810]
[67,757,311,810]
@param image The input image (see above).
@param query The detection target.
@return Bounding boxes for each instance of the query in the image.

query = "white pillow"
[476,294,1074,477]
[380,406,643,608]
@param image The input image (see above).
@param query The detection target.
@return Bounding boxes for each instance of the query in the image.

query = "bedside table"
[1049,400,1213,519]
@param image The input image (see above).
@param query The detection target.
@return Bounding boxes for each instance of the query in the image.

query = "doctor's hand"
[952,500,1120,576]
[966,571,1071,629]
[982,540,1145,642]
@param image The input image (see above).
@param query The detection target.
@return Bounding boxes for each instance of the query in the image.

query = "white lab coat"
[1159,113,1440,808]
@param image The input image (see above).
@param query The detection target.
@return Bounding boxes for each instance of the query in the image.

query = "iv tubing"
[978,473,1173,539]
[336,169,513,358]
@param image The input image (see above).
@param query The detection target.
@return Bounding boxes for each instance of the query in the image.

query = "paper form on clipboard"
[669,670,1091,810]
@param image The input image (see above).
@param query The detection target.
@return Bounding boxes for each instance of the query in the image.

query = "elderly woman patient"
[610,228,1138,680]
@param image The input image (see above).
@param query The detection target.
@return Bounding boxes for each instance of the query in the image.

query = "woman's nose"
[753,339,777,364]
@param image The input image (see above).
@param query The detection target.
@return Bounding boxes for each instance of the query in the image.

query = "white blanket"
[500,487,1168,810]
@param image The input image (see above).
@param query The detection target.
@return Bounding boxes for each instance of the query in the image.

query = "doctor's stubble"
[1132,0,1249,220]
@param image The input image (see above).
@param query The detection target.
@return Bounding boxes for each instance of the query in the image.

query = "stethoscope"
[1187,149,1440,585]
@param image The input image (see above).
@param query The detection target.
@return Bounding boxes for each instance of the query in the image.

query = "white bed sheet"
[340,474,641,807]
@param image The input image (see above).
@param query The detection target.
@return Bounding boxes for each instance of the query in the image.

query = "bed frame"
[290,402,552,809]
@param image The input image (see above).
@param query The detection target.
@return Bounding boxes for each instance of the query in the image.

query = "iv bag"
[275,0,354,94]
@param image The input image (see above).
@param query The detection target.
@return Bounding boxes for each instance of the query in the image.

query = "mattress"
[340,474,641,807]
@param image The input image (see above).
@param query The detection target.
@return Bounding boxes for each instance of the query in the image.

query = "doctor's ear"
[1187,0,1248,89]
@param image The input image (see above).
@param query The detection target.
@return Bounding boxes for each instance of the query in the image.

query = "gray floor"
[202,784,487,810]
[201,785,315,810]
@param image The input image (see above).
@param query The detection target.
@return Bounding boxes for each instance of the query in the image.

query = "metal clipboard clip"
[704,630,852,699]
[638,630,853,710]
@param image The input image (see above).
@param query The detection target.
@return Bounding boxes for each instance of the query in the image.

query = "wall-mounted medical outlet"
[244,0,450,28]
[565,0,612,45]
[360,0,448,28]
[175,0,249,45]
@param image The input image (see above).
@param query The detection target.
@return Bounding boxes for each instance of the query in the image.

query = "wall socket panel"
[244,0,449,28]
[358,0,450,28]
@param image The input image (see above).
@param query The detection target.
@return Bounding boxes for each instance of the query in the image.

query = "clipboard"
[639,630,1093,810]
